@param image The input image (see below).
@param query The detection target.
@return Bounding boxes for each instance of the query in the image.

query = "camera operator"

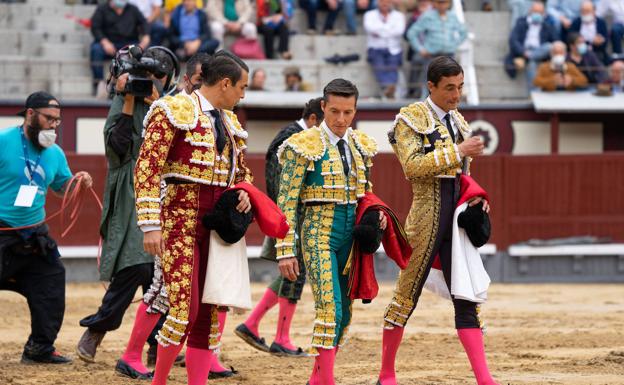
[76,47,177,380]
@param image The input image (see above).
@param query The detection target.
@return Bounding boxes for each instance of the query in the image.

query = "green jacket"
[98,95,153,281]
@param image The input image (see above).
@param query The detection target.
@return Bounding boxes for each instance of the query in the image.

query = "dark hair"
[186,52,211,77]
[201,50,249,86]
[426,56,463,85]
[322,78,359,104]
[144,47,175,78]
[567,32,581,46]
[302,97,324,121]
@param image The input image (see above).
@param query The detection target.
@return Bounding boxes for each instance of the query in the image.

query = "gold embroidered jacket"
[274,125,378,259]
[134,92,252,228]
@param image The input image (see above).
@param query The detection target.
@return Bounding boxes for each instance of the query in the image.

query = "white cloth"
[129,0,163,19]
[597,0,624,25]
[202,231,252,311]
[363,9,406,55]
[524,20,542,50]
[427,97,458,140]
[580,20,597,43]
[296,118,309,130]
[423,202,491,303]
[322,121,353,170]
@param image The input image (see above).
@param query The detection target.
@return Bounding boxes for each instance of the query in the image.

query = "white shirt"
[580,20,597,43]
[322,121,352,171]
[597,0,624,25]
[129,0,163,20]
[427,97,458,141]
[194,90,224,141]
[296,118,308,131]
[363,9,406,56]
[524,19,542,50]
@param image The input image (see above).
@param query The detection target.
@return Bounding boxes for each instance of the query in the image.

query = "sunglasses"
[35,110,62,125]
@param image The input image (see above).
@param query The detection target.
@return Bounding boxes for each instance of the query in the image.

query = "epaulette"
[276,126,326,162]
[143,93,198,131]
[392,101,435,135]
[350,129,378,157]
[223,109,249,140]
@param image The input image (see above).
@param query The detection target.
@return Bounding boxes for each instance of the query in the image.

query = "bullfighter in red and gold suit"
[134,52,252,385]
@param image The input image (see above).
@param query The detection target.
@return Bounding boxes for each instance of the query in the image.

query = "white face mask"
[38,129,57,148]
[581,14,594,23]
[551,54,566,67]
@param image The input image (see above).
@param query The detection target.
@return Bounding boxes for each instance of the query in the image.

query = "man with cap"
[235,97,324,357]
[0,91,92,364]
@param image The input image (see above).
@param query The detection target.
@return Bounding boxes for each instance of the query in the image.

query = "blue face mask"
[530,13,543,24]
[113,0,128,8]
[577,43,588,55]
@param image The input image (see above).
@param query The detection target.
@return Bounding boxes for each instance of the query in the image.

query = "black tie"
[444,114,456,143]
[337,139,349,176]
[209,109,227,153]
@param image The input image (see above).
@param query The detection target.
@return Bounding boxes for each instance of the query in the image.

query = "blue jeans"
[525,44,552,90]
[149,21,167,47]
[612,23,624,54]
[342,0,376,34]
[367,48,402,88]
[90,40,136,81]
[299,0,341,32]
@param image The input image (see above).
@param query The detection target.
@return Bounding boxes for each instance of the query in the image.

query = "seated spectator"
[609,60,624,91]
[406,0,467,99]
[162,0,202,27]
[256,0,293,59]
[364,0,405,99]
[597,0,624,57]
[90,0,150,97]
[569,1,608,64]
[300,0,341,35]
[169,0,219,59]
[208,0,257,48]
[534,41,588,90]
[546,0,583,36]
[505,1,557,90]
[283,66,312,91]
[130,0,167,46]
[249,68,267,90]
[567,33,607,84]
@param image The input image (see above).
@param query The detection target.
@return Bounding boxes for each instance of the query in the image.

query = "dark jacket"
[91,3,148,44]
[568,17,608,62]
[568,51,608,83]
[169,6,212,48]
[509,17,558,58]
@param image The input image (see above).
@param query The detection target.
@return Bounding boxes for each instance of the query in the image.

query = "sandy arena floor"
[0,282,623,385]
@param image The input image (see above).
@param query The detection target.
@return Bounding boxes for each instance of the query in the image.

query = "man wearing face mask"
[76,47,176,379]
[505,1,557,90]
[0,92,93,364]
[567,32,607,84]
[534,40,588,90]
[569,1,608,64]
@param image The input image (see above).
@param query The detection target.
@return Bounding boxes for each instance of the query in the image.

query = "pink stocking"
[243,288,278,336]
[120,302,161,375]
[273,297,298,350]
[378,326,405,385]
[457,328,499,385]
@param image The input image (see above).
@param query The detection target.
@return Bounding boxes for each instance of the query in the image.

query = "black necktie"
[444,114,456,143]
[337,139,349,176]
[209,109,227,153]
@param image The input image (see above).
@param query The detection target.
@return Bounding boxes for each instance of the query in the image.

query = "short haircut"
[427,56,464,86]
[322,78,359,104]
[186,52,211,77]
[201,50,249,86]
[302,97,324,120]
[567,32,581,46]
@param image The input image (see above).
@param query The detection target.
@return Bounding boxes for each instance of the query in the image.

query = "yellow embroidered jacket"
[274,124,378,260]
[134,92,252,228]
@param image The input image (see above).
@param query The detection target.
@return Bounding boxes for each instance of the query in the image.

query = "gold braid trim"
[392,102,435,135]
[349,129,378,157]
[143,93,198,131]
[276,126,326,163]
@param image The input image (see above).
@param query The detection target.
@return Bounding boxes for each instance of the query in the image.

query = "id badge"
[14,185,38,207]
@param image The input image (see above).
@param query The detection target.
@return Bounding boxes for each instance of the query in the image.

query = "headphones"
[147,46,181,95]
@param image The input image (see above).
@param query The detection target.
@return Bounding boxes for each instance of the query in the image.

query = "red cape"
[229,182,290,239]
[348,192,412,302]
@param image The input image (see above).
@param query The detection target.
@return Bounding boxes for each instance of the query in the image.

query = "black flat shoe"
[234,323,270,352]
[115,359,153,380]
[269,342,309,357]
[208,365,239,379]
[21,350,72,364]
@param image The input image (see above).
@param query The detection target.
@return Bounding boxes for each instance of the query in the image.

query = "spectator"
[534,41,588,90]
[90,0,150,97]
[0,91,92,364]
[546,0,583,36]
[283,66,312,91]
[343,0,376,35]
[300,0,341,35]
[249,68,267,90]
[507,0,532,25]
[169,0,219,59]
[207,0,257,48]
[162,0,202,27]
[130,0,167,45]
[610,60,624,91]
[596,0,624,56]
[364,0,405,99]
[505,1,557,90]
[256,0,293,59]
[406,0,467,99]
[567,32,607,84]
[569,1,608,64]
[181,52,210,94]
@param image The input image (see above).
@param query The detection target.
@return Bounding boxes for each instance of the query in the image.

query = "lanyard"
[20,126,42,185]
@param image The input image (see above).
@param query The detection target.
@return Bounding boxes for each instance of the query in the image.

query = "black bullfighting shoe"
[21,350,72,364]
[234,323,270,352]
[115,359,153,380]
[208,365,239,379]
[269,342,309,357]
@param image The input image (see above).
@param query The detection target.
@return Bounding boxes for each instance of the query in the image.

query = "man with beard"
[76,47,177,379]
[0,91,92,364]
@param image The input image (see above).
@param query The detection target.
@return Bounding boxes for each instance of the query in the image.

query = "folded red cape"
[229,182,289,239]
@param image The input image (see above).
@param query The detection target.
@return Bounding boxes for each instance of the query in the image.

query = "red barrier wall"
[48,153,624,249]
